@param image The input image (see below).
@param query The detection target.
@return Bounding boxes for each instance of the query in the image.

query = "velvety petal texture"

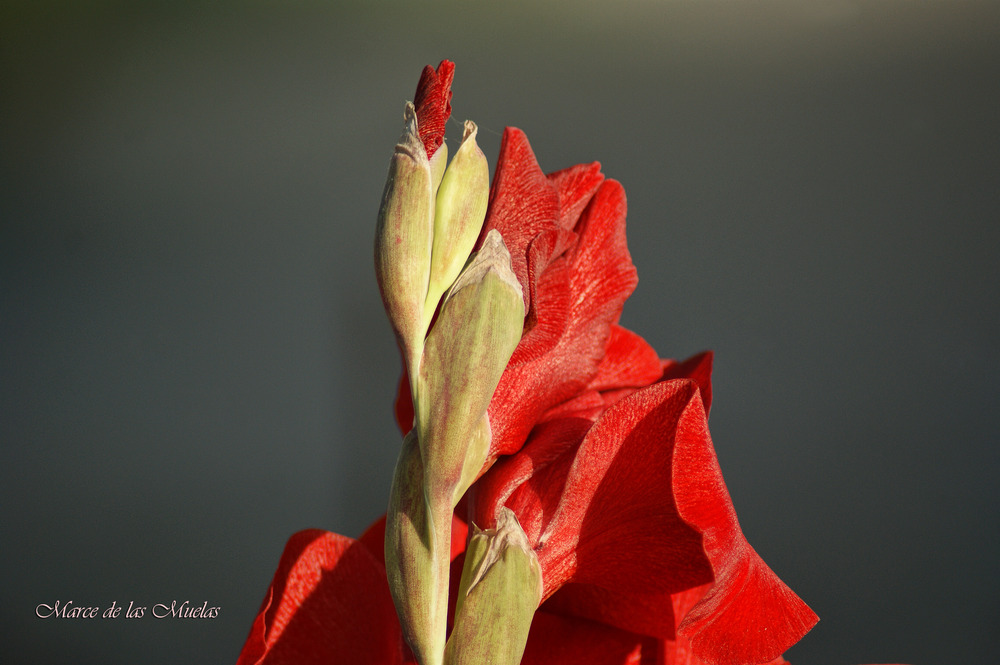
[472,378,818,665]
[412,60,454,159]
[236,530,404,665]
[670,397,819,665]
[481,130,642,461]
[521,611,646,665]
[654,585,792,665]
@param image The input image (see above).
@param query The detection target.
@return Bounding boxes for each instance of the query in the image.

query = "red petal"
[590,324,664,393]
[521,611,646,665]
[548,161,606,230]
[536,390,607,423]
[473,383,711,640]
[480,127,563,316]
[470,417,592,545]
[671,394,818,665]
[542,582,677,640]
[535,381,713,601]
[652,586,792,665]
[661,351,714,415]
[236,530,403,665]
[592,350,714,419]
[413,60,455,159]
[487,174,639,460]
[531,327,673,424]
[480,378,815,663]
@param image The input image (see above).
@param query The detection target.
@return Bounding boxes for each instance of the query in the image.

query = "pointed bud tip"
[397,102,427,163]
[466,508,538,596]
[462,119,478,143]
[447,229,524,303]
[494,507,532,553]
[444,507,541,665]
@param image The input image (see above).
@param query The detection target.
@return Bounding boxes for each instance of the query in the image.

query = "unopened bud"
[415,229,524,502]
[385,430,450,665]
[443,508,542,665]
[375,102,435,373]
[424,121,490,323]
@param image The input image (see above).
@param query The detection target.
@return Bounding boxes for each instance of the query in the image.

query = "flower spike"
[234,58,856,665]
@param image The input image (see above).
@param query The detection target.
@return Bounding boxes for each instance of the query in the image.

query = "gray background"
[2,1,997,664]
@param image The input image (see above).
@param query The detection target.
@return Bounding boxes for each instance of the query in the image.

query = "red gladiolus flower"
[471,377,818,665]
[234,60,857,665]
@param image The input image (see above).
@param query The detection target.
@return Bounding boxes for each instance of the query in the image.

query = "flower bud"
[375,102,435,374]
[444,508,542,665]
[424,121,490,323]
[385,430,450,665]
[415,229,525,504]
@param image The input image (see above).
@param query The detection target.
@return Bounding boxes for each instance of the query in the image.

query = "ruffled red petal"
[590,324,665,393]
[483,134,639,459]
[236,530,403,665]
[537,344,708,425]
[670,394,818,665]
[471,416,592,544]
[662,350,714,415]
[471,382,712,644]
[480,127,566,316]
[473,378,815,665]
[650,585,793,665]
[413,60,454,159]
[533,381,714,601]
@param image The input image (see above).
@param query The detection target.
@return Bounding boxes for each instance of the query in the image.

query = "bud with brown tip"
[444,508,542,665]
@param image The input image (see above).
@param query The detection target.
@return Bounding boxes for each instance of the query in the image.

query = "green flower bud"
[385,430,450,665]
[415,229,524,504]
[444,508,542,665]
[424,121,490,324]
[375,102,435,376]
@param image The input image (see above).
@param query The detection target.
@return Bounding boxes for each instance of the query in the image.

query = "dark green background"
[3,2,997,663]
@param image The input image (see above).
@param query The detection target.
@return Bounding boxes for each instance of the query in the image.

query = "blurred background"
[2,1,998,663]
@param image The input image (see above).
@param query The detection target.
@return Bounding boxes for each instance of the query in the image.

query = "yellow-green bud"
[415,229,524,503]
[385,430,450,665]
[424,121,490,324]
[444,508,542,665]
[375,102,435,375]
